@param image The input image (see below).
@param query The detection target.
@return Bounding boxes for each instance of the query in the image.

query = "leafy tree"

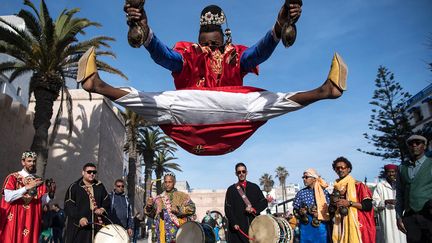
[0,0,125,176]
[358,66,413,164]
[275,166,289,202]
[122,109,147,207]
[259,173,275,195]
[153,150,181,194]
[137,126,177,204]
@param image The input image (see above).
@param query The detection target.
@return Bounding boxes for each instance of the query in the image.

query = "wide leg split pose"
[75,46,347,155]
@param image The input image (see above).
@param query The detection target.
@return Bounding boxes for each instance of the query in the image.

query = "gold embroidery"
[196,77,205,87]
[210,50,223,75]
[23,228,29,236]
[7,213,13,221]
[23,204,30,209]
[193,145,205,154]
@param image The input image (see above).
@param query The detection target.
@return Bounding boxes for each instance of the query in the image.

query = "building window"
[410,107,423,123]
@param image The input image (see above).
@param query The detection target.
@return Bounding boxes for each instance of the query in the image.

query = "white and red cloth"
[115,86,302,155]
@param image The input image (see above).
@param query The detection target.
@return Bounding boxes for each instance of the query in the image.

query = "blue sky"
[2,0,431,189]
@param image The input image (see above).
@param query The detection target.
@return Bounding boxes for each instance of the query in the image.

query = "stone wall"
[0,93,35,183]
[189,189,227,221]
[31,90,126,208]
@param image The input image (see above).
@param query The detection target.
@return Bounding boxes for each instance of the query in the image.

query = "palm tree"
[259,173,275,196]
[153,150,182,194]
[122,109,147,208]
[275,166,289,202]
[0,0,126,177]
[137,126,177,203]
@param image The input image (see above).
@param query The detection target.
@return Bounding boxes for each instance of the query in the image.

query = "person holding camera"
[0,151,55,243]
[331,156,375,243]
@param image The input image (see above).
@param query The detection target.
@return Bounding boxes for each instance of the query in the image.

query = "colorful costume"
[117,28,282,156]
[64,178,110,243]
[145,189,196,243]
[332,175,375,243]
[373,179,406,243]
[293,187,330,242]
[0,170,50,243]
[224,181,267,243]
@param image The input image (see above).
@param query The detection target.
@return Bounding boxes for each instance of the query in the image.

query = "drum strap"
[235,184,252,208]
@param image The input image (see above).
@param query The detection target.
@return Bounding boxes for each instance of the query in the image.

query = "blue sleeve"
[293,191,302,210]
[145,34,183,72]
[324,190,331,204]
[240,30,279,73]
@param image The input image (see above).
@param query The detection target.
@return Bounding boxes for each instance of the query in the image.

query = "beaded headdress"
[21,151,37,159]
[199,5,232,45]
[164,172,176,179]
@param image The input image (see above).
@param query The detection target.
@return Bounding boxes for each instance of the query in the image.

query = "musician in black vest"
[224,162,267,243]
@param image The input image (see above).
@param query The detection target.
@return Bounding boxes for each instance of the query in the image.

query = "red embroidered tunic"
[0,172,47,243]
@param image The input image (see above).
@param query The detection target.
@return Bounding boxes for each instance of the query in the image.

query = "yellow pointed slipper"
[327,53,348,91]
[77,47,97,83]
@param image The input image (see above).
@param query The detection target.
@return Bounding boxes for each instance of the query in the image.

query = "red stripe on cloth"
[177,85,266,93]
[160,120,266,156]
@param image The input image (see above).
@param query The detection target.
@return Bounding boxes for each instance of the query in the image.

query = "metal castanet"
[125,0,149,48]
[280,0,303,48]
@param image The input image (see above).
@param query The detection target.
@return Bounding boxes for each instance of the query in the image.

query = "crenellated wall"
[0,93,35,182]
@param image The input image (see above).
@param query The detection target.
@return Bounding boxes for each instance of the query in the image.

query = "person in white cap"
[293,168,331,243]
[396,134,432,242]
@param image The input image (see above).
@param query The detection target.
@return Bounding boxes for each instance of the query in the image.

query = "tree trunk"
[143,150,154,204]
[156,168,163,195]
[127,126,137,210]
[31,87,58,177]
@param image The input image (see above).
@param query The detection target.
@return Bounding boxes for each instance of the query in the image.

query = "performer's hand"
[385,199,396,205]
[289,4,302,23]
[234,225,240,230]
[396,218,407,234]
[94,208,105,215]
[25,178,43,190]
[127,229,133,237]
[79,217,89,227]
[124,4,144,22]
[336,199,350,207]
[146,197,154,207]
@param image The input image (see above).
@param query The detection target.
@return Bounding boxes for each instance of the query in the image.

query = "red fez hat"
[384,164,398,171]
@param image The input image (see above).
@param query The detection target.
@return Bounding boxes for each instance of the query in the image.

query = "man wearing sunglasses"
[331,157,375,243]
[224,162,267,243]
[293,168,331,242]
[64,163,110,243]
[396,135,432,242]
[108,179,134,238]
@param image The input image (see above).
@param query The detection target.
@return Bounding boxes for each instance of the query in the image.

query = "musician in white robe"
[373,164,406,243]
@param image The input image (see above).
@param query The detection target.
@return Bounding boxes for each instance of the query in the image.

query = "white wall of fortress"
[0,90,146,212]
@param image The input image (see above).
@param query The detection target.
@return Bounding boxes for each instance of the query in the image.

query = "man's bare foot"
[322,79,343,99]
[81,73,99,93]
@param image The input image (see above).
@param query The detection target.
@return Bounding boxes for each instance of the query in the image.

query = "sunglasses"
[236,170,247,175]
[116,185,125,188]
[408,140,425,146]
[302,176,313,179]
[86,170,97,175]
[335,166,348,170]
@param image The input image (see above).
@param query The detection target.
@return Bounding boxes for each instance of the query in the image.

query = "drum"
[94,224,130,243]
[176,221,216,243]
[248,215,292,243]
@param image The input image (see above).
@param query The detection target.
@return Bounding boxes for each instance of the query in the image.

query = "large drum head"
[94,224,129,243]
[176,221,205,243]
[248,215,280,243]
[176,221,216,243]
